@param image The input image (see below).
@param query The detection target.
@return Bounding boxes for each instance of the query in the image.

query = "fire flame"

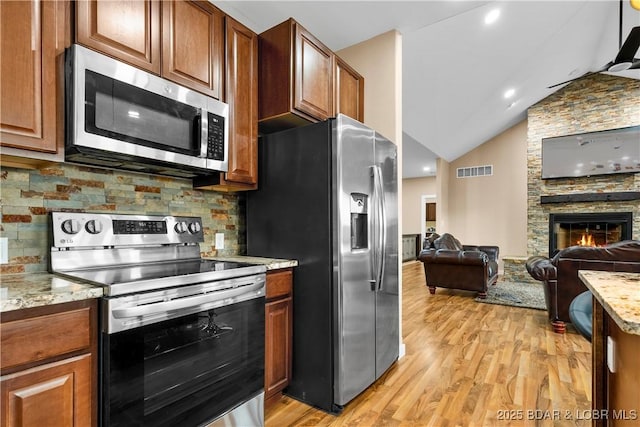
[577,233,595,247]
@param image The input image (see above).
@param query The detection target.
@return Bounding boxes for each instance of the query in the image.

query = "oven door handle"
[111,281,264,319]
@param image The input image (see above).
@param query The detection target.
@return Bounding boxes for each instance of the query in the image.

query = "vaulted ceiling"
[215,1,640,178]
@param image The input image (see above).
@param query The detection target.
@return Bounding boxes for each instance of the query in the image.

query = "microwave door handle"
[199,110,208,158]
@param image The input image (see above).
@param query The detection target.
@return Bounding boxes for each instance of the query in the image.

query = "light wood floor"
[265,261,592,426]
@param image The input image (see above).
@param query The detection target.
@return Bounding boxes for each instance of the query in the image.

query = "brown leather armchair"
[526,240,640,333]
[418,233,499,298]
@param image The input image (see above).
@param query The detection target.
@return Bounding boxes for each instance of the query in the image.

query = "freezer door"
[374,133,399,378]
[333,115,377,406]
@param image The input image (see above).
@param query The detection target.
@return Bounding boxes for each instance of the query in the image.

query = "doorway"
[420,195,437,248]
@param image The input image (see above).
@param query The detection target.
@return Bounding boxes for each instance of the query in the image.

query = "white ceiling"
[214,1,640,178]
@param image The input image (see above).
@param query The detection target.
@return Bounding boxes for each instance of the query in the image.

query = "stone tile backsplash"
[0,163,245,274]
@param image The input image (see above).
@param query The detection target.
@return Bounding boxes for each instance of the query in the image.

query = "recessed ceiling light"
[484,9,500,25]
[423,166,431,171]
[504,88,515,99]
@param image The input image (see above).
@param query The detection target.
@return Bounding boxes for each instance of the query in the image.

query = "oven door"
[101,290,264,427]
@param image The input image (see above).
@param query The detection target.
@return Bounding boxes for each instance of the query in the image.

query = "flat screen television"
[541,125,640,179]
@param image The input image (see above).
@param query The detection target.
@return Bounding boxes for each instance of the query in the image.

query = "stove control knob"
[85,219,103,234]
[61,219,81,235]
[174,222,188,234]
[188,222,202,234]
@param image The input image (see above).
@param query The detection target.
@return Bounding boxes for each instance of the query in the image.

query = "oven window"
[102,297,265,427]
[85,70,201,156]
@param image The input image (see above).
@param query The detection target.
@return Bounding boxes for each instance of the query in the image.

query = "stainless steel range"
[49,212,266,427]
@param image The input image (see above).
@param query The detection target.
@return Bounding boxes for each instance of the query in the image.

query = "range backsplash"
[0,163,245,274]
[527,74,640,257]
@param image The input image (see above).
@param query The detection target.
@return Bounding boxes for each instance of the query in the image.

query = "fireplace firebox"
[549,212,633,256]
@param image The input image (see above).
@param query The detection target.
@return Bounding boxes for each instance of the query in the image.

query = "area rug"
[475,281,546,310]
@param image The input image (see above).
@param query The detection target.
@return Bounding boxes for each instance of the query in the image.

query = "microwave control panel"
[207,113,225,161]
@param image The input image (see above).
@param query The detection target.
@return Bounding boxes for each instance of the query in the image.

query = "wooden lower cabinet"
[592,299,640,427]
[264,269,293,407]
[0,299,98,427]
[1,355,92,427]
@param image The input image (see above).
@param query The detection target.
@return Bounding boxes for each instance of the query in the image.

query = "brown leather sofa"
[526,240,640,333]
[418,233,499,298]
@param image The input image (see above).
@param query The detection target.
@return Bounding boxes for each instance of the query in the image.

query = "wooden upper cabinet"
[162,0,224,99]
[258,18,335,133]
[76,0,160,74]
[222,16,258,186]
[0,0,70,162]
[76,0,223,99]
[293,24,334,121]
[192,16,258,191]
[335,56,364,122]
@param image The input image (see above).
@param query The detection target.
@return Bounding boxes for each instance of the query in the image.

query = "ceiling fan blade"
[547,70,598,89]
[628,60,640,70]
[614,26,640,63]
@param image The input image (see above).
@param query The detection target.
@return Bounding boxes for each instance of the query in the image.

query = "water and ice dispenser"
[350,193,368,250]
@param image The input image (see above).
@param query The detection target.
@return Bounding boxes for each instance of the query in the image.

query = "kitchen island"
[578,270,640,427]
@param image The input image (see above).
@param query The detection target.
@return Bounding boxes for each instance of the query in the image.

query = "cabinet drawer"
[266,270,293,300]
[1,307,91,371]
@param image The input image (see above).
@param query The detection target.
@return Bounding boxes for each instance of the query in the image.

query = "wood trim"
[540,191,640,204]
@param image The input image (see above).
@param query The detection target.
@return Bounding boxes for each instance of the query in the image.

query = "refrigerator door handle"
[372,165,387,291]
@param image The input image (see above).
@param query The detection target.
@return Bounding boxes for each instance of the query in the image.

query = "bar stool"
[569,291,592,341]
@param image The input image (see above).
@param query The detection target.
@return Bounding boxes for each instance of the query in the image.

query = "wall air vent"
[456,165,493,178]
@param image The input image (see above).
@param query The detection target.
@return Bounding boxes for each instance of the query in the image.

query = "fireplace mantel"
[540,191,640,205]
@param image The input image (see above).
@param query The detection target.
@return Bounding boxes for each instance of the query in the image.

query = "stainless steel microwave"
[65,44,228,178]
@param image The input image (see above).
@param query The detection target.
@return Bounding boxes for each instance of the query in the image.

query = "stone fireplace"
[548,212,633,256]
[526,74,640,258]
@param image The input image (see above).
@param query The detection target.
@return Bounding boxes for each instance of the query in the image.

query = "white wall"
[446,120,528,258]
[402,176,437,235]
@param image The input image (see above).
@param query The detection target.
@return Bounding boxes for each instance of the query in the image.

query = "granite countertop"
[0,272,103,313]
[0,256,297,314]
[578,270,640,335]
[205,255,298,270]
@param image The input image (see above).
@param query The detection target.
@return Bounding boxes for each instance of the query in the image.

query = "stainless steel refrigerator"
[246,114,399,413]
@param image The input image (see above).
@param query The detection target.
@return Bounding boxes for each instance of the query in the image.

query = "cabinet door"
[162,0,223,99]
[335,56,364,122]
[0,0,69,154]
[223,16,258,185]
[426,203,437,221]
[1,354,92,427]
[293,23,334,120]
[264,297,292,400]
[76,0,160,74]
